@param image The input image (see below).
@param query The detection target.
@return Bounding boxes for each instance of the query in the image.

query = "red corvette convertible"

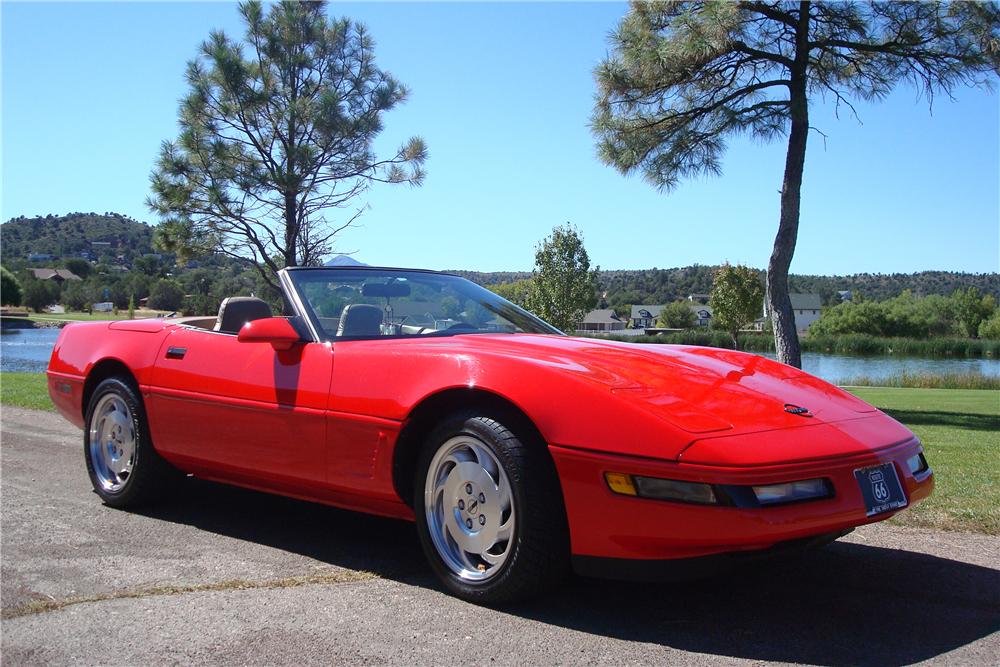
[47,267,933,602]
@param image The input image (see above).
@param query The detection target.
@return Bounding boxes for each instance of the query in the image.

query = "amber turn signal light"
[603,472,637,496]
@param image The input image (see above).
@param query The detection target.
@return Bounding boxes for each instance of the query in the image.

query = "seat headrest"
[214,297,273,334]
[336,303,383,337]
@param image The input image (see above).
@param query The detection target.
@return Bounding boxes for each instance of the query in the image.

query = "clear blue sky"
[3,2,998,274]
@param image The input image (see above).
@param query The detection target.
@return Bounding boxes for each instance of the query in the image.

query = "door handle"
[165,347,187,360]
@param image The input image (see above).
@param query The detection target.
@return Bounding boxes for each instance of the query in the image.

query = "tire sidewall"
[84,377,148,507]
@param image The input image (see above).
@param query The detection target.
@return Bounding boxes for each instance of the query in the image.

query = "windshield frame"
[281,266,563,341]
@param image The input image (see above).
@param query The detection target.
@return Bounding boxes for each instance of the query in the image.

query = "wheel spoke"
[495,517,514,543]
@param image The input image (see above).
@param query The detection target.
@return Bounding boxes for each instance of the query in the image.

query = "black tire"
[84,377,176,508]
[414,410,570,604]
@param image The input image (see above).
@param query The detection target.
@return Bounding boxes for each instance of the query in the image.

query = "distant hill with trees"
[1,212,155,263]
[455,267,1000,308]
[1,214,996,315]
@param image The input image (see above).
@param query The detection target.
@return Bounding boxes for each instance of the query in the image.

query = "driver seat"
[214,297,273,334]
[337,304,383,337]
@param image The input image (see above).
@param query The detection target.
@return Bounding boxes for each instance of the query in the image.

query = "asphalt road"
[2,405,998,666]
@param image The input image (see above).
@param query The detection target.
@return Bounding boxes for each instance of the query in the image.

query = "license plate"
[854,463,907,517]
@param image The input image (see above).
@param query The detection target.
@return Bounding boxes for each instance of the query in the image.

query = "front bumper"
[549,437,933,566]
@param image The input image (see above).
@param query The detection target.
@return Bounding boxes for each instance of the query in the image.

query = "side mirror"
[237,317,302,351]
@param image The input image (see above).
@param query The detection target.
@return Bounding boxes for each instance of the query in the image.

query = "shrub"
[1,265,23,306]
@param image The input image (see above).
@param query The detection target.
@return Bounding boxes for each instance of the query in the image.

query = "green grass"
[2,373,995,534]
[848,387,1000,535]
[841,371,1000,390]
[6,309,167,323]
[0,372,52,411]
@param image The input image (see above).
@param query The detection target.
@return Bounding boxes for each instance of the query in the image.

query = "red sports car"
[47,267,933,603]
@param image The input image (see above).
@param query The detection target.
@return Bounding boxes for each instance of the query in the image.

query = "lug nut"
[466,518,473,529]
[465,483,473,494]
[479,515,486,525]
[479,493,486,503]
[458,500,465,510]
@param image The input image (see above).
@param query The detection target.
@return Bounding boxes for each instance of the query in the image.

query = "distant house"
[29,268,82,283]
[27,253,54,262]
[687,294,711,305]
[838,290,853,302]
[763,293,822,332]
[630,305,665,329]
[576,309,626,334]
[688,303,713,327]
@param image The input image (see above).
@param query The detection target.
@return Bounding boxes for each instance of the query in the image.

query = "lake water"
[1,328,62,373]
[2,326,999,382]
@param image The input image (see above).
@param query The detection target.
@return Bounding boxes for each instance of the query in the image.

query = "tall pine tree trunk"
[767,1,810,369]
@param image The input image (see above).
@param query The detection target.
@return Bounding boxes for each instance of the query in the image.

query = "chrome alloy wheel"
[88,393,136,492]
[424,435,516,581]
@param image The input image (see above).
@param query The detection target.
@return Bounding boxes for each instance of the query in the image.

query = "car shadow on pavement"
[134,477,998,667]
[514,541,1000,666]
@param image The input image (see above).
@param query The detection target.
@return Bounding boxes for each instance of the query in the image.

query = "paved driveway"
[2,406,998,665]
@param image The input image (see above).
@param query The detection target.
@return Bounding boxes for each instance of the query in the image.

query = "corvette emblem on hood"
[784,404,812,417]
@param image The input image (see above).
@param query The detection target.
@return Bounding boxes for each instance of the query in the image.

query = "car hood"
[446,334,879,443]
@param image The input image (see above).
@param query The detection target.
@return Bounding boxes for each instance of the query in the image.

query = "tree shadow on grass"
[133,477,1000,667]
[881,408,1000,432]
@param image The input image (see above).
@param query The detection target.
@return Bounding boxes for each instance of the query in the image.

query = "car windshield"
[286,268,562,340]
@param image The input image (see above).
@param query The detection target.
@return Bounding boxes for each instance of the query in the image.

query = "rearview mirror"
[237,317,302,351]
[362,281,410,298]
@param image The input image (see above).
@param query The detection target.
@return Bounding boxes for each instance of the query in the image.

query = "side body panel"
[46,320,176,428]
[147,327,333,491]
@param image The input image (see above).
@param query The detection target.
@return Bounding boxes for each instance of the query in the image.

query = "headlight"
[604,472,718,505]
[752,478,831,505]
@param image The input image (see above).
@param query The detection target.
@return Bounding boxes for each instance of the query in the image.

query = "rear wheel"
[84,377,175,507]
[414,411,569,604]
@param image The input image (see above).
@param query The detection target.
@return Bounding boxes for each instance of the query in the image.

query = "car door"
[146,324,333,491]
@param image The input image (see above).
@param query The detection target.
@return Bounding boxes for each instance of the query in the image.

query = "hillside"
[454,267,1000,307]
[2,214,995,307]
[1,212,155,263]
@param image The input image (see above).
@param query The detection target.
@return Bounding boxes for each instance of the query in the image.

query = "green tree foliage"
[656,301,696,329]
[62,282,94,312]
[528,224,599,331]
[979,311,1000,340]
[63,258,92,279]
[810,290,997,339]
[1,265,23,306]
[710,264,764,349]
[23,279,59,313]
[953,287,996,338]
[0,212,154,262]
[490,279,535,309]
[593,1,999,367]
[149,0,427,287]
[147,280,185,311]
[458,267,1000,309]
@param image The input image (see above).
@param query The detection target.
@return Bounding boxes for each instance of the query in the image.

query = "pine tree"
[593,1,999,367]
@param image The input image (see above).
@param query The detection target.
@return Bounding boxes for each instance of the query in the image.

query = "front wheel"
[84,377,175,508]
[414,412,569,604]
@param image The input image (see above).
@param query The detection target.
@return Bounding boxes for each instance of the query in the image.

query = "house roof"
[631,304,665,319]
[689,303,713,317]
[790,293,822,310]
[29,268,82,281]
[581,309,623,324]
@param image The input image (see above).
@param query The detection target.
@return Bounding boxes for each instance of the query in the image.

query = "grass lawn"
[12,309,168,323]
[848,387,999,535]
[1,373,996,534]
[1,372,52,411]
